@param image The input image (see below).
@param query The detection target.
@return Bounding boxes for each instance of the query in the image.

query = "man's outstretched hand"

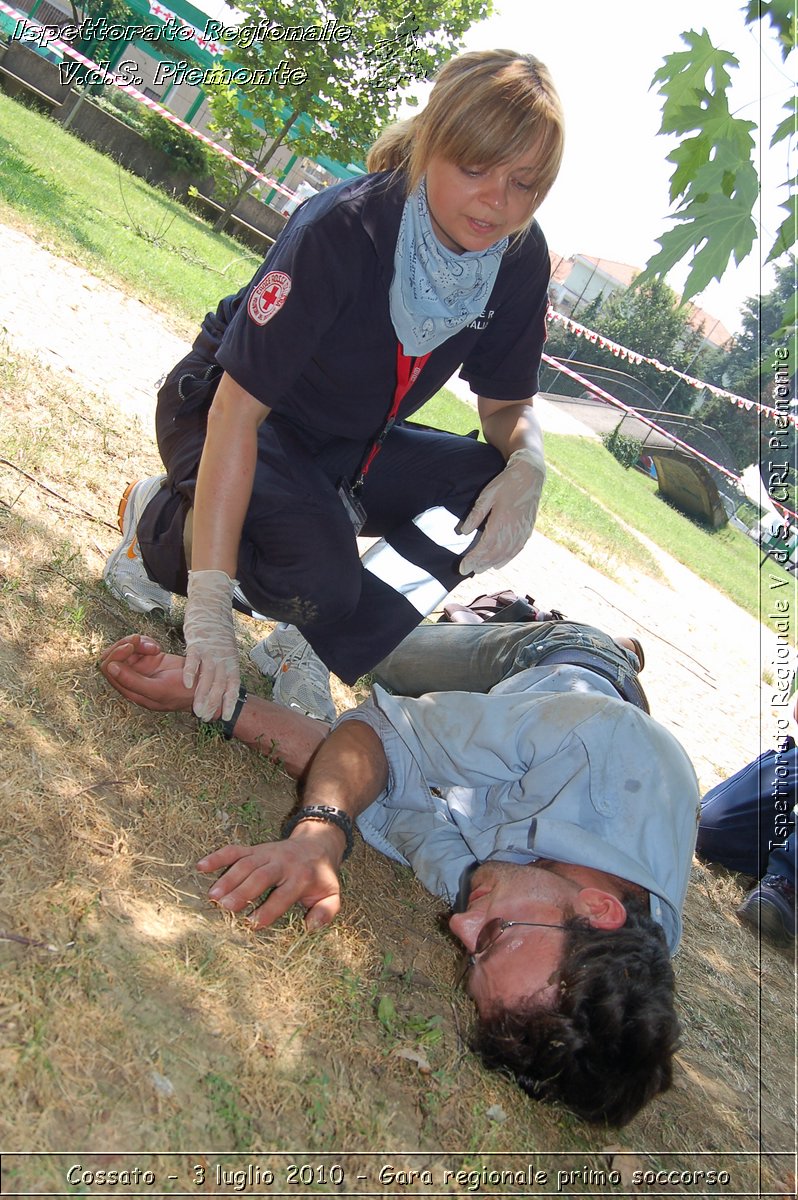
[100,634,195,713]
[102,648,377,931]
[197,820,346,931]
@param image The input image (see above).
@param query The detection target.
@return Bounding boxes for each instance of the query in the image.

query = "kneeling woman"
[104,48,565,722]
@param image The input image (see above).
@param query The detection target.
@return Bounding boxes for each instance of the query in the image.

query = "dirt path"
[0,219,775,790]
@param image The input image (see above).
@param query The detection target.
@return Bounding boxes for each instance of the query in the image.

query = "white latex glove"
[183,569,240,721]
[459,448,546,575]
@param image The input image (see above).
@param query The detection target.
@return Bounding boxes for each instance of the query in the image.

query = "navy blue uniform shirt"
[196,172,551,442]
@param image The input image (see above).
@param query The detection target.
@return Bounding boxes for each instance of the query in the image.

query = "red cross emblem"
[247,271,292,326]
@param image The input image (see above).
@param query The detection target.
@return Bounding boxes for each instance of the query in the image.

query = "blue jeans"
[697,743,797,887]
[373,620,646,709]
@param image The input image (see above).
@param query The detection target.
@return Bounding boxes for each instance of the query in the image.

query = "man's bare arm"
[100,635,327,778]
[198,720,389,929]
[100,636,389,929]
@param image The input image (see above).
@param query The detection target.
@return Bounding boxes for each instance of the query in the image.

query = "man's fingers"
[203,846,281,911]
[100,640,141,671]
[197,843,252,874]
[304,892,341,931]
[213,864,278,913]
[246,882,305,929]
[246,874,339,931]
[104,663,168,710]
[101,635,161,667]
[104,665,157,707]
[198,843,341,931]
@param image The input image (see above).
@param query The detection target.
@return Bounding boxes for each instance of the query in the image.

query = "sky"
[448,0,794,335]
[393,0,792,336]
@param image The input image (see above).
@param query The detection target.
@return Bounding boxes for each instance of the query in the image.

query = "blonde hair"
[367,49,565,219]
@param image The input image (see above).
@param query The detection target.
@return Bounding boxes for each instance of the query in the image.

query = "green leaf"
[665,135,712,202]
[641,164,758,300]
[745,0,797,60]
[652,29,738,111]
[377,995,397,1031]
[665,121,755,205]
[679,96,756,153]
[767,192,798,261]
[771,96,798,147]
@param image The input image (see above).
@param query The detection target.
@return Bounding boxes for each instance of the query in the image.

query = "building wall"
[559,259,623,312]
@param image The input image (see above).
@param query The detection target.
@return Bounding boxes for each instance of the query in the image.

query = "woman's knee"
[237,533,362,629]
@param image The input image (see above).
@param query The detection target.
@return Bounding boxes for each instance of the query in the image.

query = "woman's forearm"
[478,397,545,469]
[191,372,271,576]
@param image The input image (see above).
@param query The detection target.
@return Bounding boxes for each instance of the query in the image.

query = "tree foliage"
[641,7,796,321]
[700,262,796,469]
[63,0,139,84]
[544,277,708,414]
[203,1,490,231]
[139,109,210,175]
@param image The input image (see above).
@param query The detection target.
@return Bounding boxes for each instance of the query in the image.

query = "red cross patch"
[247,271,292,326]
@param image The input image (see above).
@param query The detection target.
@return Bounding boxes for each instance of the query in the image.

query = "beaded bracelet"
[281,804,355,861]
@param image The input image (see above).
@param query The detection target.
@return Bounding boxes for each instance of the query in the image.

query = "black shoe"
[737,875,796,945]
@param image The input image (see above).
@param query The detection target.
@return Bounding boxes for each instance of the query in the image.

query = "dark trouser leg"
[372,620,642,698]
[139,385,365,629]
[136,355,218,595]
[697,745,797,886]
[300,423,505,682]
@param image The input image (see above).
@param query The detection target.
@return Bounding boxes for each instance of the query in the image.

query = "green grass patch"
[413,386,482,437]
[0,93,260,328]
[544,432,794,640]
[535,464,663,580]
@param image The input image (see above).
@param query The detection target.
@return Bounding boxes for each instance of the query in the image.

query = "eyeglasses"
[456,915,569,984]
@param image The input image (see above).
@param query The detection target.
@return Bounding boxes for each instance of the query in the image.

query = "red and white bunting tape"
[542,354,798,521]
[546,306,798,429]
[0,0,297,200]
[542,351,742,483]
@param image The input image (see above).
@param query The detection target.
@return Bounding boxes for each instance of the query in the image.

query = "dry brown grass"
[0,341,794,1197]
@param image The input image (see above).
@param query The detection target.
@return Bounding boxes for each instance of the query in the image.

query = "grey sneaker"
[737,874,796,945]
[249,624,335,723]
[103,476,174,614]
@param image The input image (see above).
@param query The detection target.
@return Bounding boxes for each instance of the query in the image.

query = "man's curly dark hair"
[472,894,679,1126]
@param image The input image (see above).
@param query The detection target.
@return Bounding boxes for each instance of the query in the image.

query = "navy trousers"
[137,355,504,683]
[696,741,797,887]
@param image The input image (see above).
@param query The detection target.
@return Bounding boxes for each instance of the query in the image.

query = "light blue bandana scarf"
[389,177,509,355]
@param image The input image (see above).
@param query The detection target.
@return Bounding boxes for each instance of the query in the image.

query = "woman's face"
[424,152,541,253]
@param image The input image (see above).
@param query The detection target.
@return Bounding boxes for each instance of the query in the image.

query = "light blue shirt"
[338,664,700,953]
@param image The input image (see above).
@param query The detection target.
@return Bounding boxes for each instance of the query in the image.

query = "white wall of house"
[552,256,632,316]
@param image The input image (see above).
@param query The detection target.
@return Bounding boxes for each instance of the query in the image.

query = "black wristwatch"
[200,684,247,740]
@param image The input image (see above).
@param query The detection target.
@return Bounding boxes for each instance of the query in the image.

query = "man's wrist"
[197,684,247,739]
[285,813,349,865]
[282,804,355,861]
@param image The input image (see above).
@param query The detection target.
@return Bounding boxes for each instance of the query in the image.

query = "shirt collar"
[360,171,407,273]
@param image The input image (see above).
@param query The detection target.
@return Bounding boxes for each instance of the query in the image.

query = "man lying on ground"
[100,619,699,1126]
